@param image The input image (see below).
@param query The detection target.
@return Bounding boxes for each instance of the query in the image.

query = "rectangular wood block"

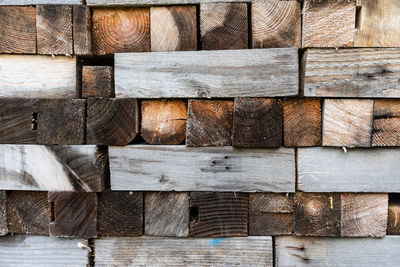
[88,0,252,5]
[0,191,6,236]
[372,100,400,146]
[303,48,400,98]
[145,192,189,237]
[98,191,143,237]
[95,236,272,267]
[115,48,299,98]
[322,99,373,147]
[82,66,114,98]
[388,196,400,235]
[150,6,197,51]
[73,5,92,55]
[252,0,301,48]
[109,145,295,192]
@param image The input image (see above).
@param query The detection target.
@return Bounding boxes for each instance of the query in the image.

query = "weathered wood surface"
[388,197,400,234]
[372,100,400,146]
[73,5,92,55]
[1,0,81,3]
[0,145,106,192]
[87,0,251,5]
[150,6,197,52]
[276,236,400,266]
[303,48,400,98]
[252,0,301,48]
[95,236,272,267]
[82,66,114,98]
[0,191,6,236]
[0,235,89,266]
[298,147,400,192]
[109,145,295,192]
[98,191,143,237]
[115,48,299,98]
[145,192,189,237]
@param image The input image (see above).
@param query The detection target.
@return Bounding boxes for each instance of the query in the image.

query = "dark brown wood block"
[186,100,233,147]
[233,98,283,147]
[388,197,400,235]
[73,5,92,55]
[0,6,36,54]
[98,191,143,237]
[49,192,97,238]
[372,100,400,146]
[0,191,6,236]
[87,98,139,145]
[7,191,50,235]
[36,5,73,55]
[189,192,248,237]
[82,66,114,98]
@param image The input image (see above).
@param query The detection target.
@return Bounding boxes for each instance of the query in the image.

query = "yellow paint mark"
[329,196,333,209]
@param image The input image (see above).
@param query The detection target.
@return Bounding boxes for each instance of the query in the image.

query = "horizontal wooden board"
[298,147,400,192]
[276,236,400,266]
[115,49,298,98]
[88,0,251,5]
[95,237,272,267]
[0,55,76,98]
[109,145,295,192]
[0,0,81,3]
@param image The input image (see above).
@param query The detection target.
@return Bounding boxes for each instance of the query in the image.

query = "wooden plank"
[7,191,50,235]
[1,0,81,4]
[303,48,400,98]
[372,100,400,146]
[0,55,76,98]
[95,236,272,267]
[151,6,197,52]
[0,145,106,192]
[82,66,114,98]
[37,5,73,55]
[115,48,299,98]
[283,98,321,147]
[87,0,251,5]
[109,145,295,192]
[298,147,400,192]
[388,196,400,234]
[186,100,233,147]
[92,8,150,55]
[0,191,6,236]
[145,192,189,237]
[276,236,400,266]
[200,3,248,50]
[141,100,187,145]
[49,192,97,238]
[98,191,143,237]
[73,5,92,55]
[252,0,301,48]
[233,98,283,147]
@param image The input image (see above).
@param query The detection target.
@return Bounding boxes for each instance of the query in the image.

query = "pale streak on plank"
[115,49,298,98]
[298,147,400,192]
[0,235,88,267]
[109,145,295,192]
[0,55,76,98]
[0,0,81,4]
[87,0,250,6]
[276,236,400,267]
[95,236,272,267]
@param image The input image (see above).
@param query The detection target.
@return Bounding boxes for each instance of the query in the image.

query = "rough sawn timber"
[0,0,81,4]
[87,0,251,5]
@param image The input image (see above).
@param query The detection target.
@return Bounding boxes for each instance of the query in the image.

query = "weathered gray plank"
[298,147,400,192]
[0,235,88,266]
[115,49,298,98]
[0,55,76,98]
[88,0,250,6]
[0,0,81,4]
[276,236,400,266]
[0,191,6,236]
[95,237,272,267]
[109,145,295,192]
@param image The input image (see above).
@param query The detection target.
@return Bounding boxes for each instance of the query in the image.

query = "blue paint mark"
[210,238,226,246]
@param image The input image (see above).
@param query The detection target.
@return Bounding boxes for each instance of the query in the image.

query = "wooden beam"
[109,145,295,192]
[252,0,301,48]
[114,48,299,98]
[0,191,6,236]
[82,66,114,98]
[87,0,252,6]
[372,100,400,146]
[145,192,189,237]
[388,197,400,235]
[73,5,92,55]
[150,6,197,52]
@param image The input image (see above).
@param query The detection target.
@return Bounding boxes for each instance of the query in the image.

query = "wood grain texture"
[0,55,76,98]
[95,236,272,267]
[73,5,92,55]
[302,0,355,47]
[0,235,89,267]
[37,5,73,55]
[7,191,50,235]
[298,147,400,192]
[372,100,400,146]
[186,100,233,147]
[151,6,197,52]
[141,100,187,145]
[87,98,139,145]
[115,48,299,98]
[82,66,114,98]
[303,48,400,98]
[200,3,247,50]
[98,191,143,237]
[284,98,321,147]
[87,0,251,5]
[388,197,400,234]
[145,192,189,237]
[0,6,36,54]
[252,0,301,48]
[1,0,81,3]
[92,8,150,55]
[0,145,106,192]
[322,99,373,147]
[233,98,283,147]
[0,191,6,236]
[109,145,295,192]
